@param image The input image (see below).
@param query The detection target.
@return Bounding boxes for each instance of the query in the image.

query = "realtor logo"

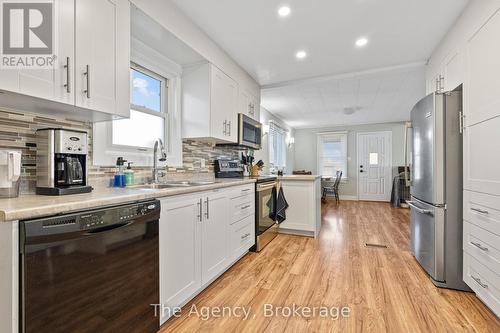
[1,1,56,68]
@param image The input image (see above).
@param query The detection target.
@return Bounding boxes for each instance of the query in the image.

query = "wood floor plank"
[159,201,500,333]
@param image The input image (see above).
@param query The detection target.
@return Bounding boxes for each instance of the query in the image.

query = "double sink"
[129,181,216,190]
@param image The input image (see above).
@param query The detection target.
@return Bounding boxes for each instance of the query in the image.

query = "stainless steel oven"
[238,113,262,149]
[254,178,278,251]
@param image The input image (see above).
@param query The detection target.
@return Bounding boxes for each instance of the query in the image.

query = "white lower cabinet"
[159,185,255,325]
[463,190,500,317]
[201,191,229,284]
[159,194,202,324]
[229,215,255,262]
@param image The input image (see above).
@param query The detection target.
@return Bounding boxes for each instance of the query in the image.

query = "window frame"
[110,63,168,151]
[268,121,287,170]
[92,38,183,167]
[317,131,348,180]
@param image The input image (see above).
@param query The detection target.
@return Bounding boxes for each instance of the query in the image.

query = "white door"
[159,195,202,324]
[357,131,392,201]
[74,0,129,116]
[0,0,74,105]
[201,191,229,284]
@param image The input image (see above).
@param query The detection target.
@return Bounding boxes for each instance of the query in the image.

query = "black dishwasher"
[19,200,160,333]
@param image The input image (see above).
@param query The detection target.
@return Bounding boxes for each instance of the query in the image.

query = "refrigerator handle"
[407,201,433,215]
[404,121,412,187]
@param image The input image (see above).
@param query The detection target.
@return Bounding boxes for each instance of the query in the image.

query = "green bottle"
[124,162,135,186]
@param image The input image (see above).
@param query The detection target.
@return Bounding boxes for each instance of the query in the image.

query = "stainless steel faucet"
[152,139,167,183]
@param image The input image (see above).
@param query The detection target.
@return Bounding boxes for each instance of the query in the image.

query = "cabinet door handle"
[241,205,251,210]
[471,275,488,289]
[227,121,231,136]
[435,78,439,93]
[440,75,445,92]
[471,207,488,215]
[241,233,250,240]
[470,241,488,252]
[223,120,227,135]
[205,198,209,219]
[242,188,251,192]
[197,199,202,222]
[63,57,70,93]
[83,64,90,98]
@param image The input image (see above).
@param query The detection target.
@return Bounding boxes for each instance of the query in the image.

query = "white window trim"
[316,131,348,180]
[268,120,288,170]
[93,38,183,167]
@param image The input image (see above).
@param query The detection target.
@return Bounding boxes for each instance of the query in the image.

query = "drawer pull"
[241,205,251,210]
[471,275,488,289]
[471,207,489,215]
[471,241,488,252]
[241,233,251,240]
[241,189,251,192]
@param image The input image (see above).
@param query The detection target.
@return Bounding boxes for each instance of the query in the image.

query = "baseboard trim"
[340,195,358,201]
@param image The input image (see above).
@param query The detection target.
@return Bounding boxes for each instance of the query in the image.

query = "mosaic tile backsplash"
[0,109,242,193]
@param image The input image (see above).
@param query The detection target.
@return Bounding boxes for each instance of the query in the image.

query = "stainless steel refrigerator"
[404,86,470,291]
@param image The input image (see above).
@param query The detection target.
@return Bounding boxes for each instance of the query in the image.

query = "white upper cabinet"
[466,8,500,126]
[442,48,464,92]
[464,115,500,196]
[182,63,238,143]
[239,88,260,121]
[0,0,130,119]
[0,0,74,105]
[75,0,130,117]
[425,47,464,95]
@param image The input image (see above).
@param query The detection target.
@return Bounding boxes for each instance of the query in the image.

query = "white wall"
[255,107,295,174]
[294,122,407,197]
[131,0,260,97]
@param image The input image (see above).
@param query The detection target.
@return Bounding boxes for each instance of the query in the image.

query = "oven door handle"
[257,183,277,191]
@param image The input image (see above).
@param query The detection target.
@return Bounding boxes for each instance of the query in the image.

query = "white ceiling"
[169,0,467,128]
[261,64,425,128]
[170,0,468,85]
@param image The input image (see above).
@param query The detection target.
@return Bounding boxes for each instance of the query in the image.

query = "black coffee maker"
[36,128,93,195]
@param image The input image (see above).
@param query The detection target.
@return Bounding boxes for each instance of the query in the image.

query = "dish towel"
[276,186,289,223]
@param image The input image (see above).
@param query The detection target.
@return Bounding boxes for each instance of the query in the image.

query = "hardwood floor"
[159,200,500,332]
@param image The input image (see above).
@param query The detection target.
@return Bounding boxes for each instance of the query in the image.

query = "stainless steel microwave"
[238,113,262,149]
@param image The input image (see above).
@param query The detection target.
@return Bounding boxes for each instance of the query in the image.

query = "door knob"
[360,165,363,168]
[360,170,364,173]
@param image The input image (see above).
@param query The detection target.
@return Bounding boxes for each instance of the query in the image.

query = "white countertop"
[0,178,256,222]
[278,175,321,181]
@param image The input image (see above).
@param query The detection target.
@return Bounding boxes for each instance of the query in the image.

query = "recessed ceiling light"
[296,50,307,59]
[355,37,368,47]
[278,6,291,17]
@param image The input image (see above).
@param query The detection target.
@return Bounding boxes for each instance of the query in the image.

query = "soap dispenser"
[124,162,135,186]
[113,157,127,187]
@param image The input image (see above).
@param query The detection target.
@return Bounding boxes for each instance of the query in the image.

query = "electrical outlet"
[200,158,205,168]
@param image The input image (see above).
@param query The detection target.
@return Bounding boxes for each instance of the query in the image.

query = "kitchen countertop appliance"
[214,159,244,178]
[36,128,92,195]
[404,86,470,291]
[0,150,21,198]
[19,200,160,333]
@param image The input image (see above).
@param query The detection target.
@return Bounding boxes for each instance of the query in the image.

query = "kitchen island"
[278,175,322,237]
